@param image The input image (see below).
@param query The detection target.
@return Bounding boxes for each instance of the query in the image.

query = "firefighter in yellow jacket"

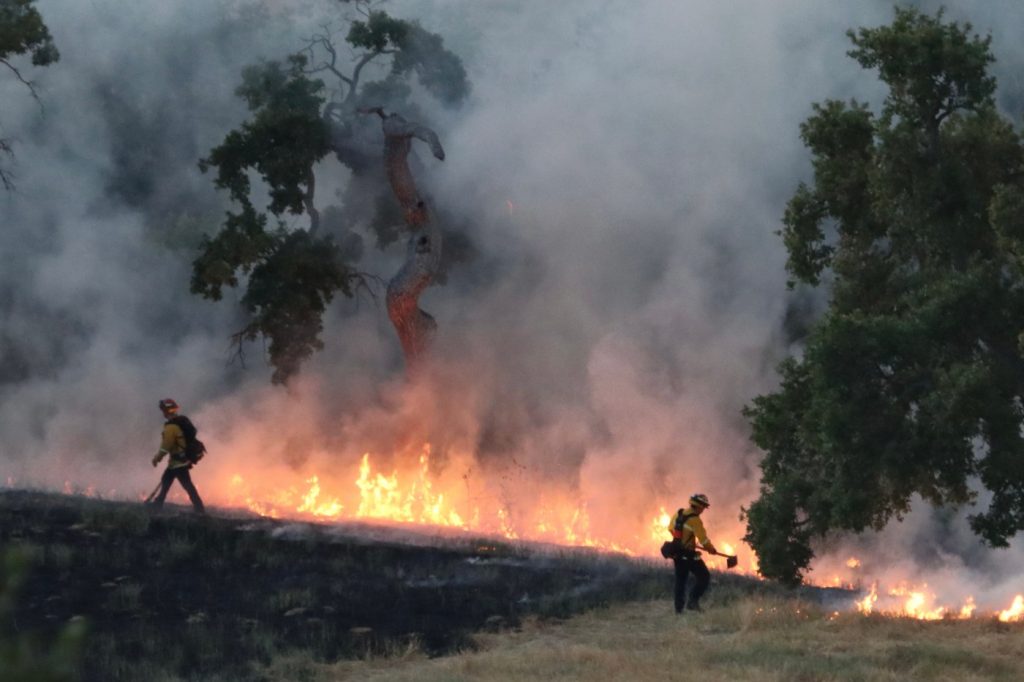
[149,398,205,513]
[668,493,716,613]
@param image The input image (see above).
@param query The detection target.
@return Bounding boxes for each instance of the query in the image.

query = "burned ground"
[0,490,840,681]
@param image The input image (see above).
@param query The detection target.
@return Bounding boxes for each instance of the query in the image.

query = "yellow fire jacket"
[154,420,188,469]
[668,506,716,554]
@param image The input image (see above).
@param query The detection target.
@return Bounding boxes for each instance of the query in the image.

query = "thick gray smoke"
[1,0,1021,612]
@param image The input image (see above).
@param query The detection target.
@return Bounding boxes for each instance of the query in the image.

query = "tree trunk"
[375,111,445,368]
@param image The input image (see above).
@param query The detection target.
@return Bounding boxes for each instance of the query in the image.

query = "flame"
[856,582,878,614]
[496,508,518,539]
[223,445,652,553]
[53,479,108,499]
[214,444,750,564]
[856,589,1017,621]
[852,581,989,621]
[999,595,1024,622]
[958,596,976,619]
[892,585,945,621]
[297,476,343,517]
[651,507,671,541]
[808,555,999,621]
[355,450,464,527]
[860,583,945,620]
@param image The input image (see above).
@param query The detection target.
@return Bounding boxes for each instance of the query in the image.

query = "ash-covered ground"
[0,490,850,681]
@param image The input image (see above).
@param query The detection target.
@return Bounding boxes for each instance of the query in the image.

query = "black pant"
[673,554,710,612]
[153,466,205,512]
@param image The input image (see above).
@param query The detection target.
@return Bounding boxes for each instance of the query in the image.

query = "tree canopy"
[0,0,59,189]
[194,1,468,383]
[743,8,1024,584]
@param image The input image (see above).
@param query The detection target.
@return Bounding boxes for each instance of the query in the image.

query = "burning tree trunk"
[366,109,445,368]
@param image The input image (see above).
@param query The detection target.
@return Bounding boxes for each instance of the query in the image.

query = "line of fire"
[8,451,1022,622]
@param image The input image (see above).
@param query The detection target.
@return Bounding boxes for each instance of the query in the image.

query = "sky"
[1,0,1022,610]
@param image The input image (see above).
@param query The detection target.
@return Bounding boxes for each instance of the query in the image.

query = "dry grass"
[260,596,1024,682]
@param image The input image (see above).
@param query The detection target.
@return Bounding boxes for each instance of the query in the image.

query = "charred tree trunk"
[367,109,445,368]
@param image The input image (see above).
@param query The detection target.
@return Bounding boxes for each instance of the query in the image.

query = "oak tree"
[744,8,1024,584]
[193,1,468,383]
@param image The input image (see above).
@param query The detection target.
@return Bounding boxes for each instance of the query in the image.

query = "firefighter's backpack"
[659,510,697,559]
[168,415,207,464]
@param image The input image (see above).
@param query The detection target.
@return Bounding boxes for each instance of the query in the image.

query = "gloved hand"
[703,543,717,555]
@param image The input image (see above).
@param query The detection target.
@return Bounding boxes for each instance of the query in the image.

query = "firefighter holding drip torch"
[666,493,716,613]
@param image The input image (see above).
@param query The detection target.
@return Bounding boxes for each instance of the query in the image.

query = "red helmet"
[158,398,179,412]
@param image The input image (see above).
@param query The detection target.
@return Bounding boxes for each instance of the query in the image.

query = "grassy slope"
[283,596,1024,682]
[9,491,1010,682]
[0,490,700,681]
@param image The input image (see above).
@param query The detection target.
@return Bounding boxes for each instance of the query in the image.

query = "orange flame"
[215,444,751,564]
[856,582,878,614]
[999,595,1024,622]
[297,476,343,517]
[958,596,976,620]
[891,585,945,621]
[224,445,647,553]
[853,581,989,620]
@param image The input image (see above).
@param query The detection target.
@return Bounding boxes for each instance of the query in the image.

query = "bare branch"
[301,30,358,92]
[227,322,261,370]
[300,29,357,98]
[0,138,15,191]
[0,58,41,106]
[351,270,386,304]
[320,42,353,86]
[355,1,373,19]
[348,50,384,103]
[299,13,395,104]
